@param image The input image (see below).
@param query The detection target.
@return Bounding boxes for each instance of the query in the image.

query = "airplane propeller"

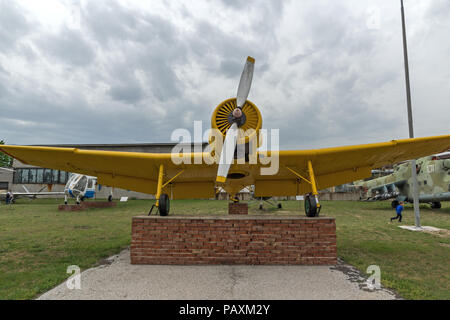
[216,56,255,183]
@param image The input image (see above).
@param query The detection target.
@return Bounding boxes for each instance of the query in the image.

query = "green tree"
[0,140,13,167]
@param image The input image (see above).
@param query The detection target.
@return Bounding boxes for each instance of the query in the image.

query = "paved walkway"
[38,248,399,300]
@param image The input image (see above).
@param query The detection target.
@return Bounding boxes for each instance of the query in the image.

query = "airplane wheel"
[277,203,282,209]
[304,195,318,217]
[64,201,68,205]
[431,202,441,209]
[80,196,85,202]
[159,194,170,216]
[259,204,263,210]
[391,200,399,209]
[108,195,112,202]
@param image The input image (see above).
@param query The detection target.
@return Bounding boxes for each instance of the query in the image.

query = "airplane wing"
[251,134,450,196]
[1,134,450,198]
[0,145,219,199]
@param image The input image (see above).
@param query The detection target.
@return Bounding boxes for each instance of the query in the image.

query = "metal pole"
[400,0,421,228]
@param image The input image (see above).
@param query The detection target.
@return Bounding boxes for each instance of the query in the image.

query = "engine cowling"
[210,98,262,158]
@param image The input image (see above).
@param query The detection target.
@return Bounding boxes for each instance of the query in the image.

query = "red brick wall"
[58,201,116,211]
[131,216,337,265]
[228,203,248,214]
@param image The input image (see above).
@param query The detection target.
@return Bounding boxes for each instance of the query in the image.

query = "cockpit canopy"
[65,174,96,194]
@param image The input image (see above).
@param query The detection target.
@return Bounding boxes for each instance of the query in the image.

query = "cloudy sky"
[0,0,449,150]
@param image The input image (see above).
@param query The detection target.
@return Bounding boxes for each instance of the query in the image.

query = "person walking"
[390,201,404,222]
[5,191,11,204]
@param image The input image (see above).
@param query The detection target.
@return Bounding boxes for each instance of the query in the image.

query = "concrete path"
[37,248,399,300]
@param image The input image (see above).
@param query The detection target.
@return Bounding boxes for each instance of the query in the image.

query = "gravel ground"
[37,248,399,300]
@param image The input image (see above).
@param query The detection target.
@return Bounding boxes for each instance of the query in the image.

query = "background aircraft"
[0,167,110,205]
[1,57,450,217]
[64,173,99,204]
[0,185,64,203]
[355,153,450,209]
[0,167,64,202]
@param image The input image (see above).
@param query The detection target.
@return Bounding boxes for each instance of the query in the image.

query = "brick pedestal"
[228,203,248,215]
[58,201,117,211]
[131,215,337,265]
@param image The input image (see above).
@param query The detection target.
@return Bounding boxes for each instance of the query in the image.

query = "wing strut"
[286,162,322,217]
[286,167,311,185]
[307,160,321,210]
[155,164,164,207]
[149,164,165,216]
[149,166,185,216]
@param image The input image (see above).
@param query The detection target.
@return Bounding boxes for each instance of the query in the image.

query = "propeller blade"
[216,122,239,183]
[236,56,255,109]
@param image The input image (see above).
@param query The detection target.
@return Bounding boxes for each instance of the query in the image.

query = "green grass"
[0,198,449,299]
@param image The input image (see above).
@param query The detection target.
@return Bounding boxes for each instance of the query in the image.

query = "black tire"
[391,200,399,209]
[159,194,170,216]
[259,204,263,210]
[304,195,318,217]
[108,195,113,202]
[64,201,68,205]
[431,202,441,209]
[80,196,85,202]
[277,203,282,209]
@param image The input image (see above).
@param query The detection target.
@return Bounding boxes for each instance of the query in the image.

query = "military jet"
[355,154,450,209]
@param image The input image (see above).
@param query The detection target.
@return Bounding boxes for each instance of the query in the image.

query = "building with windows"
[0,168,12,191]
[14,167,70,185]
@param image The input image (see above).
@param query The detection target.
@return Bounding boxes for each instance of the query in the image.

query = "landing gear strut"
[148,193,171,216]
[108,187,113,202]
[256,197,282,210]
[148,164,183,216]
[287,161,322,217]
[431,202,441,209]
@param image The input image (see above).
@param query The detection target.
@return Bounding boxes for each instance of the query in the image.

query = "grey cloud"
[137,54,184,101]
[0,0,448,150]
[189,0,284,69]
[425,0,450,22]
[288,53,311,65]
[81,1,186,102]
[0,0,31,52]
[219,59,242,78]
[83,1,178,47]
[109,82,143,103]
[37,27,95,66]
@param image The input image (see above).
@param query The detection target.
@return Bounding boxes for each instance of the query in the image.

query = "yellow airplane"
[1,56,450,217]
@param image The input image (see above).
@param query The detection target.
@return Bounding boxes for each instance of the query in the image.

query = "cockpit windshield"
[74,176,87,192]
[66,174,77,186]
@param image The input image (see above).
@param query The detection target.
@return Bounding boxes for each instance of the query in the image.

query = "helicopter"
[355,153,450,209]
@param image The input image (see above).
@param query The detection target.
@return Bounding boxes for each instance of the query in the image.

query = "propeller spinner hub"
[232,108,242,118]
[211,98,262,143]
